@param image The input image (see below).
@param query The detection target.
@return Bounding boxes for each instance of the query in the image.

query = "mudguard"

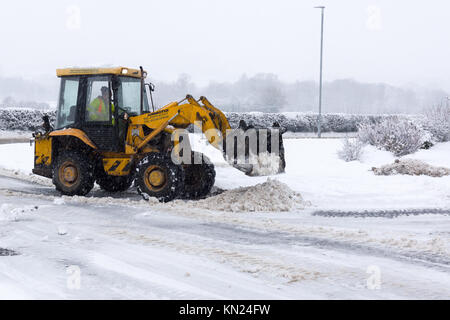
[49,129,97,150]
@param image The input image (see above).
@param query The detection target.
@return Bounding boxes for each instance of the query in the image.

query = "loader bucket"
[223,121,286,176]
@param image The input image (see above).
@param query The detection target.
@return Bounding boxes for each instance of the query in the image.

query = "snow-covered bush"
[0,109,56,131]
[225,112,413,132]
[0,107,421,135]
[358,117,426,156]
[337,138,364,162]
[423,104,450,142]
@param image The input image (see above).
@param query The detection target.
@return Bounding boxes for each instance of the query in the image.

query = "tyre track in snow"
[107,229,322,283]
[138,205,450,273]
[2,184,450,273]
[120,224,441,275]
[101,222,450,298]
[1,182,450,298]
[1,175,450,275]
[1,187,323,287]
[130,219,450,274]
[0,172,143,200]
[0,212,230,299]
[313,208,450,218]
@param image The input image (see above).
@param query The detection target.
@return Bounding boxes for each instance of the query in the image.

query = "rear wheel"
[181,152,215,199]
[52,151,95,196]
[136,153,184,202]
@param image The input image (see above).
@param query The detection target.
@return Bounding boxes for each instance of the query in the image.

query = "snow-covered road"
[0,138,449,299]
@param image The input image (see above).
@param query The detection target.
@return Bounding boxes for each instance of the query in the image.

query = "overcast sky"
[0,0,449,90]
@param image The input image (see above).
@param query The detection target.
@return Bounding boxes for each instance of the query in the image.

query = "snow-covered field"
[0,134,449,299]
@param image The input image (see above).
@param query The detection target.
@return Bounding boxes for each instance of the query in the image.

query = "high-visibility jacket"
[87,97,115,122]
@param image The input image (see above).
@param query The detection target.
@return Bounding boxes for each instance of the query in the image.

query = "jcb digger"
[32,67,285,202]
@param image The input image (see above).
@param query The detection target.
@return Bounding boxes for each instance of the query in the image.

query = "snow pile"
[248,153,282,176]
[181,178,307,212]
[372,159,450,177]
[53,198,65,205]
[0,204,39,221]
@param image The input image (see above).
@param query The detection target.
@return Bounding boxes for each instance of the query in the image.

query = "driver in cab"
[87,86,115,122]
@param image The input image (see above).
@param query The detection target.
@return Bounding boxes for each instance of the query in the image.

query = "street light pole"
[315,6,325,138]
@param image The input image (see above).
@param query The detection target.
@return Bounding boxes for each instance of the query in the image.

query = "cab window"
[56,77,79,129]
[85,77,112,123]
[117,77,149,115]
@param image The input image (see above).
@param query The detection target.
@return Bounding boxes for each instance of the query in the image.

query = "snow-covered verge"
[0,130,31,140]
[1,137,449,211]
[0,138,449,299]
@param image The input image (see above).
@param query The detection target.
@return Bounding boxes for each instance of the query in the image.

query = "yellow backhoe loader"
[32,66,285,202]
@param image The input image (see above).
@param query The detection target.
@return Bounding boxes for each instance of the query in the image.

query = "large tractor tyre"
[181,152,216,200]
[96,172,134,193]
[52,151,95,196]
[136,153,184,202]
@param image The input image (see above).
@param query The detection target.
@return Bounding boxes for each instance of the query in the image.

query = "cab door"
[80,75,120,151]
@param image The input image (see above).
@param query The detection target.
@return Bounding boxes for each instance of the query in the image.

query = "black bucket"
[223,120,286,176]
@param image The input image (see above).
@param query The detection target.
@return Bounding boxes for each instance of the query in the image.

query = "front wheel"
[52,151,95,196]
[136,153,184,202]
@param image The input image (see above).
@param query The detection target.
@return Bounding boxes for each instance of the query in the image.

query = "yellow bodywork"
[33,94,232,179]
[35,137,52,166]
[33,129,97,173]
[56,67,145,79]
[36,54,235,182]
[128,95,231,152]
[102,158,132,176]
[35,65,285,198]
[49,129,97,150]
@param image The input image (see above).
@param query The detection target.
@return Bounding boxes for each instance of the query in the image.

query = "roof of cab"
[56,67,146,79]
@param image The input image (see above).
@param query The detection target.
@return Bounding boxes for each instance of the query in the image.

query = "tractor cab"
[55,67,151,151]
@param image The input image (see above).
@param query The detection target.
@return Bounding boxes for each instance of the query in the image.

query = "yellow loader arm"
[128,95,286,175]
[129,95,230,150]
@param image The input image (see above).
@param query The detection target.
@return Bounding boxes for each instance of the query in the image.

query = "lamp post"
[315,6,325,138]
